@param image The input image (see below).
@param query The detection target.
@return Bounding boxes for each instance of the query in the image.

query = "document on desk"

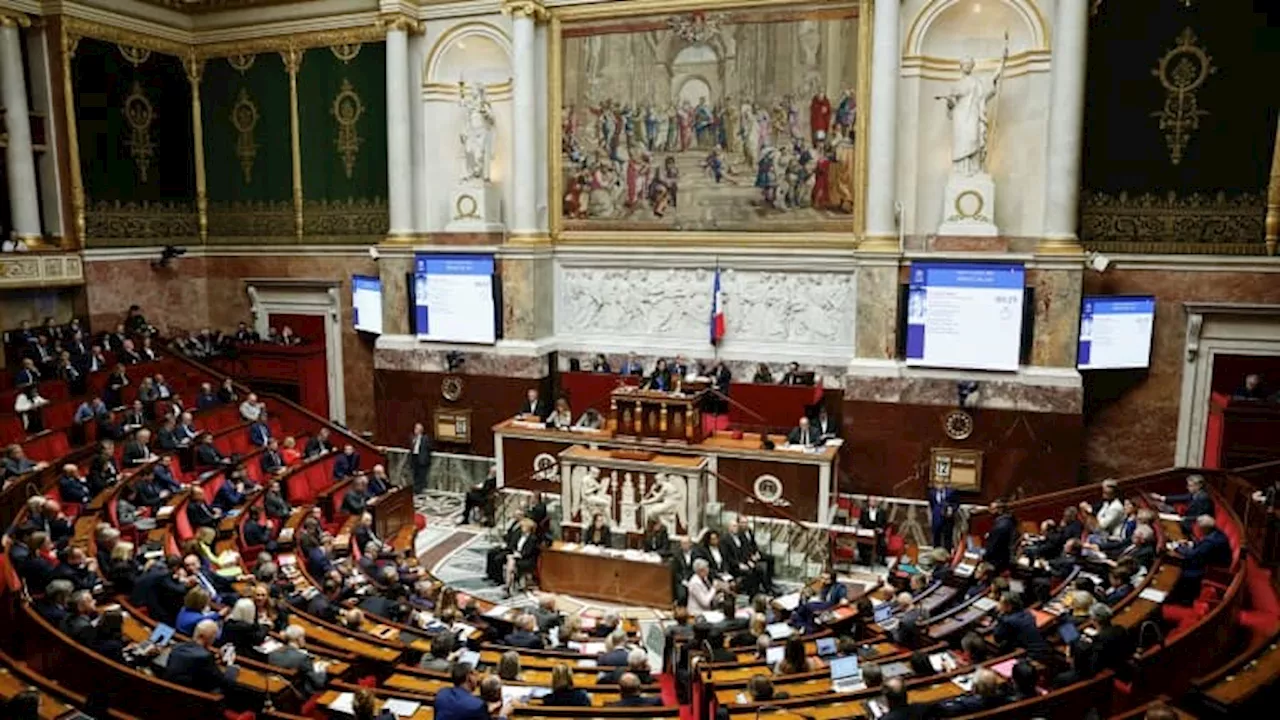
[327,692,356,714]
[382,699,422,717]
[774,592,802,611]
[1139,588,1168,603]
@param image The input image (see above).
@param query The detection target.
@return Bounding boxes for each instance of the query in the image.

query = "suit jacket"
[341,489,368,516]
[304,436,333,458]
[131,567,186,623]
[61,613,97,645]
[519,398,549,418]
[195,444,224,468]
[597,647,630,667]
[162,642,239,694]
[503,629,546,649]
[264,491,292,519]
[671,548,703,582]
[1167,489,1214,521]
[249,422,271,447]
[433,686,489,720]
[156,428,182,451]
[333,452,361,479]
[268,645,327,694]
[786,425,820,446]
[983,513,1018,570]
[993,609,1052,661]
[408,432,433,467]
[260,450,284,475]
[123,441,151,466]
[1182,529,1232,578]
[929,487,958,529]
[861,506,887,531]
[153,463,181,492]
[187,501,218,529]
[609,695,663,707]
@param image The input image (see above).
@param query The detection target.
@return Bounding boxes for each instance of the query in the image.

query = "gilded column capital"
[377,13,423,35]
[280,46,304,74]
[0,11,31,29]
[183,52,205,85]
[502,0,549,23]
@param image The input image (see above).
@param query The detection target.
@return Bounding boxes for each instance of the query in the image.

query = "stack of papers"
[774,592,802,611]
[382,699,421,717]
[1139,588,1168,603]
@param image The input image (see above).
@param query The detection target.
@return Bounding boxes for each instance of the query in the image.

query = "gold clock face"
[943,409,974,440]
[441,375,464,401]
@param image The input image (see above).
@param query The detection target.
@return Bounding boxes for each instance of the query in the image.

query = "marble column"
[505,1,545,239]
[385,19,414,237]
[1041,0,1088,253]
[1,14,42,248]
[863,0,900,250]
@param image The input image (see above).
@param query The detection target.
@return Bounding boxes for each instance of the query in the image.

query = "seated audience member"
[1172,514,1233,602]
[786,416,820,447]
[353,689,394,720]
[502,613,545,649]
[1088,603,1134,677]
[1120,524,1158,569]
[279,435,303,466]
[584,512,612,546]
[458,467,497,525]
[249,411,272,448]
[685,558,724,616]
[104,364,129,408]
[221,598,267,654]
[434,662,509,720]
[779,361,807,385]
[239,393,264,423]
[544,662,591,707]
[123,428,155,466]
[1252,475,1280,509]
[268,624,328,695]
[3,445,46,483]
[590,353,612,373]
[546,397,574,430]
[608,672,662,707]
[602,649,654,685]
[259,438,285,476]
[14,387,49,433]
[418,632,456,671]
[1151,474,1214,535]
[341,474,372,516]
[1007,659,1040,701]
[242,506,273,550]
[196,383,218,410]
[175,412,199,445]
[877,676,928,720]
[596,629,631,667]
[194,433,231,470]
[992,592,1052,661]
[618,352,644,376]
[13,357,41,387]
[57,464,92,504]
[175,587,221,636]
[1102,568,1134,605]
[214,474,250,512]
[1232,372,1267,400]
[503,519,540,592]
[643,359,673,391]
[264,480,292,519]
[893,592,924,646]
[106,542,140,595]
[162,619,240,694]
[366,463,391,496]
[495,651,522,682]
[518,388,548,419]
[60,589,99,645]
[334,444,362,479]
[217,378,239,405]
[751,363,773,383]
[774,635,823,674]
[186,487,221,529]
[1051,637,1097,689]
[934,668,1007,716]
[52,546,100,592]
[305,428,334,458]
[531,595,564,633]
[1094,479,1126,538]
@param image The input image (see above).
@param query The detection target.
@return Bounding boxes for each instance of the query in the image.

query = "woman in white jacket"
[686,558,724,617]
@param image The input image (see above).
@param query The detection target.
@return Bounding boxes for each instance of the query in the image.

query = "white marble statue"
[458,82,494,183]
[640,473,687,535]
[578,466,613,526]
[936,40,1008,177]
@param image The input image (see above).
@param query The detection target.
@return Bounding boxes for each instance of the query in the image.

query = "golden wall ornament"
[331,78,365,179]
[228,53,256,73]
[1151,28,1215,166]
[122,81,157,182]
[231,88,260,183]
[1080,189,1267,255]
[117,44,152,66]
[330,43,361,63]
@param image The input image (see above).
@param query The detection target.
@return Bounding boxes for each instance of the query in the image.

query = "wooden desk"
[370,485,415,540]
[0,667,77,720]
[610,386,707,443]
[1203,637,1280,707]
[539,542,672,608]
[314,689,434,720]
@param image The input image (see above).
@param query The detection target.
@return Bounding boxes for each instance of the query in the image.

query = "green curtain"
[74,39,196,245]
[202,53,294,239]
[297,42,389,240]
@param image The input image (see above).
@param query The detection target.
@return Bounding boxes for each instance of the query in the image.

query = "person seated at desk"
[725,517,774,594]
[1150,474,1214,535]
[546,397,573,429]
[591,353,612,373]
[544,663,591,707]
[859,496,888,564]
[815,407,838,440]
[162,619,240,694]
[584,512,612,546]
[933,668,1008,717]
[458,467,497,525]
[601,649,654,685]
[1171,514,1233,602]
[992,592,1053,662]
[435,662,512,720]
[57,464,92,504]
[608,673,663,707]
[686,558,727,616]
[186,486,221,529]
[334,444,362,480]
[779,361,808,385]
[503,613,545,649]
[1232,372,1268,400]
[877,676,929,720]
[751,362,773,384]
[575,407,604,429]
[1253,475,1280,509]
[503,518,539,594]
[194,433,232,471]
[305,427,334,458]
[619,352,644,376]
[518,387,548,419]
[175,586,222,636]
[643,517,670,556]
[248,412,271,448]
[786,416,821,447]
[341,474,372,516]
[643,358,674,391]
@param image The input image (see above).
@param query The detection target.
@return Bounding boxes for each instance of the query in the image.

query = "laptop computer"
[873,603,895,624]
[148,623,176,647]
[830,655,864,693]
[815,637,837,658]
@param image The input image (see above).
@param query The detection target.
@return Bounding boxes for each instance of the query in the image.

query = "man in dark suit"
[459,467,497,525]
[434,662,502,720]
[670,537,705,604]
[1152,474,1215,536]
[248,414,271,448]
[13,358,40,388]
[267,625,328,695]
[504,520,539,593]
[305,428,334,458]
[519,388,548,419]
[1087,604,1134,678]
[121,401,147,430]
[152,455,183,494]
[992,593,1052,662]
[341,475,371,516]
[982,499,1018,573]
[1172,515,1233,602]
[186,487,221,529]
[880,677,929,720]
[502,614,546,649]
[162,620,240,694]
[608,673,662,707]
[932,668,1007,717]
[786,416,820,447]
[333,444,361,480]
[725,518,774,593]
[123,428,155,466]
[58,465,92,505]
[131,556,189,624]
[260,439,285,476]
[929,478,959,550]
[156,417,182,451]
[59,590,99,645]
[409,422,433,493]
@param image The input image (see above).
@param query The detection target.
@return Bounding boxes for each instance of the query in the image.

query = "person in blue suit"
[434,662,510,720]
[1171,514,1232,603]
[248,414,271,448]
[1152,474,1215,536]
[929,478,959,550]
[333,444,361,479]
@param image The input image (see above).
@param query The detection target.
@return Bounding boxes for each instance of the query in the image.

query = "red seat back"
[175,501,194,542]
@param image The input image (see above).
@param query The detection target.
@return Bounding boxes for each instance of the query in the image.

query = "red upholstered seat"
[175,501,194,542]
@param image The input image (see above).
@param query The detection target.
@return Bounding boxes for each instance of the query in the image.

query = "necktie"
[198,572,217,597]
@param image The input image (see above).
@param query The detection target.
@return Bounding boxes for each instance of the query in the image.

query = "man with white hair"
[502,613,545,649]
[686,558,722,616]
[1172,515,1232,603]
[602,648,654,685]
[239,393,263,423]
[1152,474,1215,535]
[162,619,239,693]
[268,624,328,694]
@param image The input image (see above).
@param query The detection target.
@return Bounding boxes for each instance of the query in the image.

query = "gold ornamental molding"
[123,81,157,183]
[376,12,424,35]
[228,53,255,73]
[501,0,549,23]
[0,253,85,290]
[282,46,304,239]
[1151,27,1215,166]
[184,52,209,243]
[0,10,32,28]
[231,87,260,184]
[330,42,361,63]
[1266,115,1280,257]
[1080,190,1268,256]
[331,79,365,179]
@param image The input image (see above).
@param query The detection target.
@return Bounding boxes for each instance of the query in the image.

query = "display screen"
[1078,295,1155,370]
[412,253,497,344]
[352,275,383,335]
[905,262,1026,371]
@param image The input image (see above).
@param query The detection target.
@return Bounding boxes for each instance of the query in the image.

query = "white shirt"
[1096,498,1126,538]
[686,575,718,615]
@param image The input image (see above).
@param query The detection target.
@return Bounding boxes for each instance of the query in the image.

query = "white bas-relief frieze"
[558,266,855,349]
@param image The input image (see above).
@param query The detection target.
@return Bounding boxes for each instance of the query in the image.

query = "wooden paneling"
[842,400,1083,503]
[374,369,545,454]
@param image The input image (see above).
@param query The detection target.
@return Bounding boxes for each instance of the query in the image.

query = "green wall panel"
[298,42,389,239]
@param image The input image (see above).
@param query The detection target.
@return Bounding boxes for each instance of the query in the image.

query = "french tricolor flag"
[710,267,725,345]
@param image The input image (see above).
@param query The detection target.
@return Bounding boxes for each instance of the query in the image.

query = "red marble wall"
[1082,268,1280,480]
[82,253,378,436]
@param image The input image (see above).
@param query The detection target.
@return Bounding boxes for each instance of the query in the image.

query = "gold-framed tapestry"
[550,0,868,242]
